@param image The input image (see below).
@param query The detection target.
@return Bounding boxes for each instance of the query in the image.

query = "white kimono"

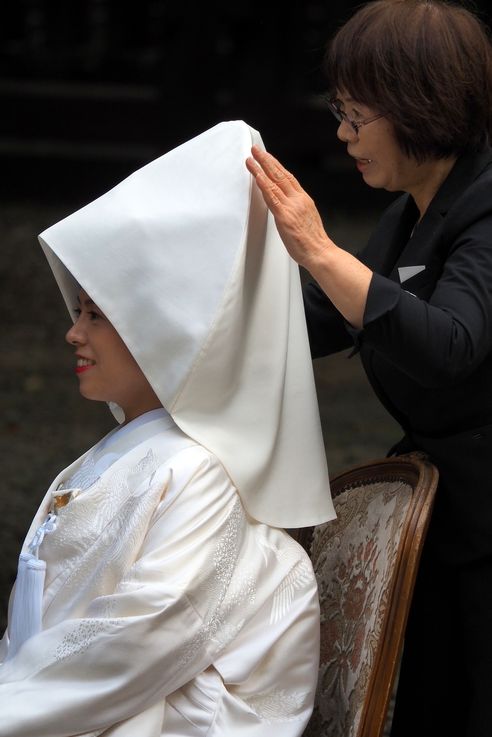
[0,411,320,736]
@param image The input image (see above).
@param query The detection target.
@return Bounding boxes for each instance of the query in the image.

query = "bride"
[0,120,335,736]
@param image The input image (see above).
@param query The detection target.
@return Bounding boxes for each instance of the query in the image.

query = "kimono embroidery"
[270,558,315,625]
[243,688,311,722]
[257,536,317,624]
[176,499,253,669]
[54,619,109,662]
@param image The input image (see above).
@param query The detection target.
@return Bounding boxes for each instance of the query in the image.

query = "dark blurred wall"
[2,0,491,204]
[0,0,399,207]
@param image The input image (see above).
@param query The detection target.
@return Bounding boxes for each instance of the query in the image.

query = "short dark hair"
[324,0,492,161]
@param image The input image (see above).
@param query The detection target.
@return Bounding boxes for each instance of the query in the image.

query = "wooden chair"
[299,452,438,737]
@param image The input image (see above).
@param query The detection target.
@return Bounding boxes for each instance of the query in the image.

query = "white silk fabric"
[0,415,321,736]
[38,120,335,528]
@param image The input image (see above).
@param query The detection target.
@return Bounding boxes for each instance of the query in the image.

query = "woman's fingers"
[249,145,303,194]
[245,146,306,215]
[245,145,331,269]
[246,157,285,210]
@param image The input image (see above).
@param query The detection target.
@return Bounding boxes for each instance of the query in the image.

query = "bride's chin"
[79,386,108,403]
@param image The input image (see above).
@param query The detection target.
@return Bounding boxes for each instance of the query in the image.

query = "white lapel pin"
[398,265,426,283]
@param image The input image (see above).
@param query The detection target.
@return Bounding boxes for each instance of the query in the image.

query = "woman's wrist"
[300,234,336,275]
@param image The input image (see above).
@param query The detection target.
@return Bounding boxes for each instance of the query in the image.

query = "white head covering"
[39,120,335,528]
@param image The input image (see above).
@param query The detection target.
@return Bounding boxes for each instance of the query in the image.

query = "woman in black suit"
[247,1,492,735]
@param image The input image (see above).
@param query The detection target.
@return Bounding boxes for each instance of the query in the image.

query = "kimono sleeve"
[0,447,250,737]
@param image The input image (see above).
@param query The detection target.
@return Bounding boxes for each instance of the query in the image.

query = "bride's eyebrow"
[76,295,96,307]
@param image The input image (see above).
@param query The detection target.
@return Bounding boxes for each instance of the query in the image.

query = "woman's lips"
[75,358,95,374]
[355,158,373,172]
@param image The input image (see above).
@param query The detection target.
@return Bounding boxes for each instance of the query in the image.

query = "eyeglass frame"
[327,97,384,134]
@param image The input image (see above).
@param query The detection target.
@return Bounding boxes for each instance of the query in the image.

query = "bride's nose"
[65,317,86,346]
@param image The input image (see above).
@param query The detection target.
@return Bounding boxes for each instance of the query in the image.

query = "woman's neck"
[121,397,163,425]
[408,156,457,219]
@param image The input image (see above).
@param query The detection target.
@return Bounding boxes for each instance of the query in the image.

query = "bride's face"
[65,289,161,423]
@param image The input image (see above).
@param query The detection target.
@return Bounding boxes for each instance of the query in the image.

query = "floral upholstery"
[303,479,412,737]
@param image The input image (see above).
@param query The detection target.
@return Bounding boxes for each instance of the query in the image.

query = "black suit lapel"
[360,193,418,276]
[388,206,443,285]
[380,148,492,288]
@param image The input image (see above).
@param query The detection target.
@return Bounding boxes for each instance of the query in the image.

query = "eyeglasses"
[327,98,384,135]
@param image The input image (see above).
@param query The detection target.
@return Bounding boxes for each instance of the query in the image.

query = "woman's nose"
[65,319,85,346]
[336,119,358,144]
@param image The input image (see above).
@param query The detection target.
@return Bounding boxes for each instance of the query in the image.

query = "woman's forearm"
[304,240,372,329]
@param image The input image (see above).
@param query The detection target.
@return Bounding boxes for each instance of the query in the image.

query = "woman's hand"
[246,144,373,329]
[245,145,333,271]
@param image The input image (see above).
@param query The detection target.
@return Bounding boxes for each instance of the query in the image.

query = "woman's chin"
[79,386,111,404]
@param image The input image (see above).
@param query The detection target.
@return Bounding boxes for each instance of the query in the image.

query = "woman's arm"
[247,147,492,386]
[246,145,373,329]
[360,221,492,386]
[302,279,356,358]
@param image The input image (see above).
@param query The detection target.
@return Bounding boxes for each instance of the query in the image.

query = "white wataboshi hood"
[39,120,335,528]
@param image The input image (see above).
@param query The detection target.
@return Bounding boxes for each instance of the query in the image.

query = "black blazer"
[304,148,492,562]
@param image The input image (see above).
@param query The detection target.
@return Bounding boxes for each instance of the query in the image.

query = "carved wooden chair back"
[299,453,438,737]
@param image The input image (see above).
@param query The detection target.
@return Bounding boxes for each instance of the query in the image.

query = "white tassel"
[7,553,46,659]
[6,510,59,660]
[6,489,81,660]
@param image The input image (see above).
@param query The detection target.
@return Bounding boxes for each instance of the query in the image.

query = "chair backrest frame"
[298,452,438,737]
